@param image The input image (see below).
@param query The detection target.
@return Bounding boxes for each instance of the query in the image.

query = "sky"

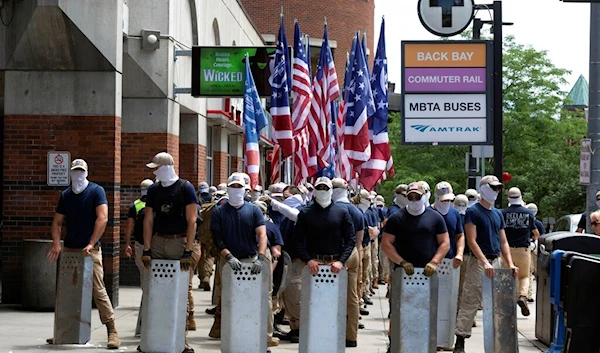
[374,0,591,94]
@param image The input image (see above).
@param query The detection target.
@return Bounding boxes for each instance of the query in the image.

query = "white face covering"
[284,194,303,209]
[332,188,349,203]
[314,189,333,208]
[141,189,148,196]
[480,184,499,203]
[468,200,478,207]
[456,204,468,215]
[153,165,179,187]
[395,194,408,207]
[308,191,314,200]
[251,191,262,202]
[508,197,523,206]
[406,195,426,216]
[301,194,308,204]
[423,191,431,207]
[71,170,89,194]
[227,187,245,208]
[358,198,371,211]
[434,200,451,215]
[531,210,538,217]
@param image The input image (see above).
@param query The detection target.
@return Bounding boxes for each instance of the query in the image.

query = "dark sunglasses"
[489,184,503,192]
[407,194,422,202]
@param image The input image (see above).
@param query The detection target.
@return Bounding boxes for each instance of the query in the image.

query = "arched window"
[212,18,221,46]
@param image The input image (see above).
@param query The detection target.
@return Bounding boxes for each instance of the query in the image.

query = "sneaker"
[273,324,288,339]
[358,323,365,329]
[362,295,373,305]
[205,307,216,315]
[453,335,465,353]
[283,329,299,343]
[518,296,530,316]
[200,281,211,291]
[527,298,535,303]
[360,308,370,316]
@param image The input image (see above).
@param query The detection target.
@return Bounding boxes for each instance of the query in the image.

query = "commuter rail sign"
[191,46,276,97]
[401,41,493,145]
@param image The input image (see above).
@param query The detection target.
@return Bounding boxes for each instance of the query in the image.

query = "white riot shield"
[436,259,460,349]
[221,261,269,353]
[299,265,348,353]
[53,251,93,344]
[390,267,438,353]
[482,269,519,353]
[140,260,188,353]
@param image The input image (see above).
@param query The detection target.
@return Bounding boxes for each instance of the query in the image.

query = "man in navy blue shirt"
[208,173,268,341]
[501,188,539,316]
[46,158,120,349]
[431,182,465,268]
[384,184,408,224]
[454,176,519,353]
[375,195,390,285]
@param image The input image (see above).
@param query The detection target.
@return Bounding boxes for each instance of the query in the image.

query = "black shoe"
[386,345,390,353]
[358,323,365,329]
[363,295,373,305]
[346,340,357,347]
[205,307,216,315]
[200,281,211,291]
[518,296,530,317]
[273,324,288,339]
[527,298,535,303]
[454,335,465,353]
[378,279,386,285]
[369,288,376,295]
[283,329,299,343]
[274,310,286,325]
[360,308,370,316]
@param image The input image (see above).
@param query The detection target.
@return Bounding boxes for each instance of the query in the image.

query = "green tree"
[381,35,587,220]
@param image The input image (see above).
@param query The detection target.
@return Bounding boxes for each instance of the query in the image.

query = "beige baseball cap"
[508,187,522,198]
[480,175,503,187]
[435,181,455,201]
[407,182,425,196]
[71,159,88,171]
[314,177,333,189]
[332,178,348,189]
[146,152,174,168]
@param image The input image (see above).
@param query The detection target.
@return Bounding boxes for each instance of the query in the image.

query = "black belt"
[155,233,186,239]
[485,254,499,261]
[313,254,339,262]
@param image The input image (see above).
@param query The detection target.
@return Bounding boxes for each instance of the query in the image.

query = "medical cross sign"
[418,0,475,37]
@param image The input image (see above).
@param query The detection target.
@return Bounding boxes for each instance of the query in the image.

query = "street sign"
[402,41,493,145]
[417,0,475,37]
[580,138,591,185]
[47,151,71,187]
[471,145,494,158]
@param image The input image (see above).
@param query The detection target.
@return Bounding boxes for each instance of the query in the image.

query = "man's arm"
[381,232,402,265]
[47,213,66,262]
[499,229,515,268]
[455,232,465,257]
[185,203,198,251]
[124,217,135,256]
[143,206,154,250]
[83,204,108,255]
[465,223,488,265]
[356,230,364,251]
[256,225,267,256]
[271,199,299,222]
[432,232,450,264]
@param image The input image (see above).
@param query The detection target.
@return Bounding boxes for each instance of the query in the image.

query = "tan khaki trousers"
[197,247,214,283]
[370,239,379,281]
[503,247,530,298]
[361,244,372,296]
[282,259,304,330]
[344,249,360,341]
[79,248,115,324]
[379,245,390,281]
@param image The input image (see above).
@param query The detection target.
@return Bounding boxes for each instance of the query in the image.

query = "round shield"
[272,250,291,296]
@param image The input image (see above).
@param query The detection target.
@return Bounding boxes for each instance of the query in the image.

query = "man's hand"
[142,249,152,269]
[510,265,519,279]
[453,254,463,269]
[180,250,192,271]
[271,247,281,258]
[125,245,133,258]
[258,195,272,204]
[46,244,62,263]
[483,261,495,278]
[226,253,243,271]
[399,260,414,275]
[423,262,438,277]
[331,261,344,274]
[251,254,266,274]
[82,244,94,256]
[307,259,320,275]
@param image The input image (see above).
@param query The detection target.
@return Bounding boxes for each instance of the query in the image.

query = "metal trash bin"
[535,232,600,345]
[21,239,61,310]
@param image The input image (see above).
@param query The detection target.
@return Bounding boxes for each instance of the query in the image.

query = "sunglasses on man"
[489,184,503,192]
[407,194,422,202]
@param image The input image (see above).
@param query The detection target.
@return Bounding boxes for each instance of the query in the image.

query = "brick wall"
[179,143,207,187]
[2,115,121,306]
[231,156,242,173]
[213,151,229,186]
[239,0,375,73]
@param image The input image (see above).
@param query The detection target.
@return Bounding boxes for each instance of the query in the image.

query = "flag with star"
[243,54,268,188]
[359,17,394,190]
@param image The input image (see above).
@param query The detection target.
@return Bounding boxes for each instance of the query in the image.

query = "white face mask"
[284,194,303,208]
[308,191,314,200]
[251,191,261,202]
[395,194,408,207]
[508,196,523,206]
[456,204,467,215]
[153,165,179,187]
[480,184,499,203]
[314,189,333,208]
[423,191,431,206]
[434,200,451,215]
[71,170,89,194]
[531,210,538,217]
[359,198,371,211]
[406,195,426,216]
[227,187,245,208]
[141,189,148,196]
[468,200,477,207]
[332,188,349,203]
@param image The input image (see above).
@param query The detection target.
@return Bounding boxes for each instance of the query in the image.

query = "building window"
[227,134,232,176]
[206,125,214,186]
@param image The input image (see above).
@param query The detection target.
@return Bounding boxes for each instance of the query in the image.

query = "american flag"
[359,17,394,190]
[291,22,311,184]
[270,144,281,184]
[270,16,294,158]
[308,23,340,172]
[344,31,373,169]
[336,36,358,181]
[243,54,268,189]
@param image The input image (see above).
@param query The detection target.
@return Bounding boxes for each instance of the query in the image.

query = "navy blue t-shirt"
[146,179,199,234]
[336,202,366,235]
[56,182,108,249]
[211,202,266,258]
[269,207,286,227]
[535,219,546,235]
[501,205,536,248]
[386,204,402,218]
[433,207,464,259]
[279,206,303,259]
[363,207,379,246]
[464,203,505,257]
[383,207,448,267]
[266,220,284,248]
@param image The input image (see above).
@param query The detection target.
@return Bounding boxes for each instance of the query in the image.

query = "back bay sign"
[401,41,493,145]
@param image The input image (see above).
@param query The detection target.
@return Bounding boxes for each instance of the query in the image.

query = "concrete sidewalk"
[0,277,545,353]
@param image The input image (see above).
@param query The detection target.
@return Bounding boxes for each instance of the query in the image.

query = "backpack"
[154,179,202,227]
[133,199,146,243]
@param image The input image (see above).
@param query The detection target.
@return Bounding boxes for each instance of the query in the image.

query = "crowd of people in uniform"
[43,151,546,353]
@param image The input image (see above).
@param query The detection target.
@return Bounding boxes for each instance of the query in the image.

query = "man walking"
[46,158,120,349]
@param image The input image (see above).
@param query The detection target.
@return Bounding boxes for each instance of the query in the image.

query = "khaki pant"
[213,256,222,306]
[265,250,274,339]
[457,254,472,310]
[361,244,371,296]
[379,245,390,282]
[344,249,360,341]
[197,247,214,283]
[80,248,115,324]
[188,240,202,313]
[282,259,304,330]
[150,235,186,259]
[370,239,379,281]
[503,247,530,298]
[455,256,501,337]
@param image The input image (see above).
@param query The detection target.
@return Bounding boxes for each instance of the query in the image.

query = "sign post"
[581,138,592,185]
[47,152,71,187]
